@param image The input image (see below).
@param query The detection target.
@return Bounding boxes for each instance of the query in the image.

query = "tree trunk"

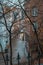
[9,31,12,65]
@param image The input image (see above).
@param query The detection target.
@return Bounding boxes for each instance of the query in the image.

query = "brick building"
[23,0,43,65]
[0,0,43,65]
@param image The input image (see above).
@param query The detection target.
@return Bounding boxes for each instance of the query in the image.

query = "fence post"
[38,51,40,65]
[17,53,20,65]
[27,52,31,65]
[5,48,9,65]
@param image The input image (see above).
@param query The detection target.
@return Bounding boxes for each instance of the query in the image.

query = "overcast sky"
[9,0,24,3]
[0,0,24,7]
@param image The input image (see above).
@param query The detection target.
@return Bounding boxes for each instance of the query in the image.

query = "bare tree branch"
[0,22,5,26]
[0,44,6,65]
[0,0,25,15]
[0,3,10,33]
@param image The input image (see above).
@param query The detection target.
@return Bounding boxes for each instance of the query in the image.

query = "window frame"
[32,7,38,17]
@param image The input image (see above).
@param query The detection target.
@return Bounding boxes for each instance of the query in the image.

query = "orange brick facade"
[24,0,43,65]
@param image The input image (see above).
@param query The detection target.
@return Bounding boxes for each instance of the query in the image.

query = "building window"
[25,8,30,16]
[32,7,38,17]
[32,21,38,31]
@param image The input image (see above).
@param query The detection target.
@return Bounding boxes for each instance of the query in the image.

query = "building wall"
[24,0,43,65]
[24,0,43,49]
